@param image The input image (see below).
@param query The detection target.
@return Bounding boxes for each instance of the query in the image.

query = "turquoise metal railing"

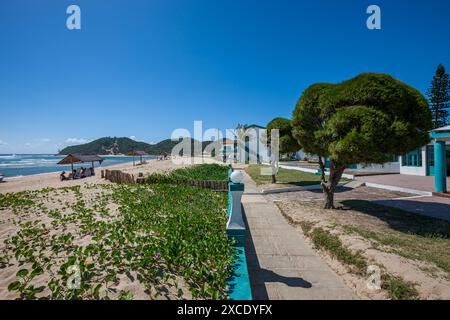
[226,167,252,300]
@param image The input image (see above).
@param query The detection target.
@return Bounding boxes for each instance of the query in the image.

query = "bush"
[146,164,229,184]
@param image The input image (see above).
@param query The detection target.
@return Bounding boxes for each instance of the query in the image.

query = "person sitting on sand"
[60,171,68,181]
[90,167,95,176]
[73,169,81,179]
[80,167,86,178]
[68,170,74,180]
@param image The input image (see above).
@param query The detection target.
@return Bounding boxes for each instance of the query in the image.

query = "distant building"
[236,125,270,164]
[400,126,450,177]
[218,139,238,161]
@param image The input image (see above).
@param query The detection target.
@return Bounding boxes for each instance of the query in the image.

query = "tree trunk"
[270,157,278,184]
[324,188,334,209]
[319,159,345,209]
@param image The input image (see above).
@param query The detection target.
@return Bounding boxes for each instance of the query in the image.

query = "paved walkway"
[356,174,450,193]
[372,195,450,222]
[241,172,355,300]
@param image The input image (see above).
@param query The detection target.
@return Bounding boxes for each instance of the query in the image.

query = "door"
[427,145,435,176]
[245,137,250,164]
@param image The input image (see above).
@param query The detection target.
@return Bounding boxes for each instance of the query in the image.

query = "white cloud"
[41,138,51,143]
[130,136,137,140]
[65,138,88,144]
[0,139,7,146]
[25,142,32,147]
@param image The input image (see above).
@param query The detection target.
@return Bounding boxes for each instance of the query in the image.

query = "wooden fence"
[149,179,229,191]
[102,169,228,191]
[102,169,136,184]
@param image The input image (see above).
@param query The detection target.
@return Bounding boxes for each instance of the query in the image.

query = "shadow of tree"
[341,199,450,238]
[250,267,312,287]
[243,210,312,299]
[307,186,353,194]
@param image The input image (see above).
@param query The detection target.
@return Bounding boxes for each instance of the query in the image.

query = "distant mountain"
[58,137,212,156]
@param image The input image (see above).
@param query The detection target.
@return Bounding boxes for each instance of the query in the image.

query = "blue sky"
[0,0,449,153]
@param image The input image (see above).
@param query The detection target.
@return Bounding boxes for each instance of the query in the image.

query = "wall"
[356,162,400,173]
[236,127,270,164]
[400,147,427,176]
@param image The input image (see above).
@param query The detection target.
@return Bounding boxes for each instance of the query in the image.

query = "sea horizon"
[0,154,156,179]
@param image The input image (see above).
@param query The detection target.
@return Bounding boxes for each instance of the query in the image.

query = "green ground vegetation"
[0,166,234,300]
[245,164,348,186]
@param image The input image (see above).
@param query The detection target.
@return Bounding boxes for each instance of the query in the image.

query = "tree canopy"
[291,73,432,208]
[427,64,450,129]
[266,117,300,154]
[292,73,432,166]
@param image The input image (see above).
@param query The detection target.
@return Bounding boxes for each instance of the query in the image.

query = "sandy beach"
[0,157,218,194]
[0,156,227,300]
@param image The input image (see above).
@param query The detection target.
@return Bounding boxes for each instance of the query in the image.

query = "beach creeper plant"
[1,175,234,300]
[146,163,229,184]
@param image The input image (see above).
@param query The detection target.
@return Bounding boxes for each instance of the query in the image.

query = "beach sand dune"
[0,157,218,194]
[0,156,221,299]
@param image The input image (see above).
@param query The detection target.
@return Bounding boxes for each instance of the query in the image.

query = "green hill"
[58,137,212,156]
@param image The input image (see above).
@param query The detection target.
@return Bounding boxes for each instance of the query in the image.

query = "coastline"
[0,157,217,194]
[0,160,142,194]
[2,161,136,181]
[0,155,158,180]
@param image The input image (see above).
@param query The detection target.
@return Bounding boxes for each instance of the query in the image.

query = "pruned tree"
[266,118,300,183]
[292,73,432,209]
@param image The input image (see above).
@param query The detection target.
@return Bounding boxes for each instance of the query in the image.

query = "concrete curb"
[278,165,355,179]
[261,183,346,194]
[364,182,433,196]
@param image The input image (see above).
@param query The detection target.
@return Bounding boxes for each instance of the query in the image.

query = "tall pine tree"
[427,64,450,129]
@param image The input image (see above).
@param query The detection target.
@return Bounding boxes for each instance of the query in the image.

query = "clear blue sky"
[1,0,449,153]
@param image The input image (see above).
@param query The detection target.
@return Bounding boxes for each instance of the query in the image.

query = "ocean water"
[0,154,155,179]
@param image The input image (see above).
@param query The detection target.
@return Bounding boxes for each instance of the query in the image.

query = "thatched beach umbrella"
[57,154,104,172]
[127,151,148,166]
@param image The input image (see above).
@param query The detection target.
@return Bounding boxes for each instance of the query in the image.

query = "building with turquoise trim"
[400,126,450,180]
[236,124,270,164]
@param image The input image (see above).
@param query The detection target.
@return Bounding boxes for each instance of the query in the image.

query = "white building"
[400,140,450,176]
[233,125,270,164]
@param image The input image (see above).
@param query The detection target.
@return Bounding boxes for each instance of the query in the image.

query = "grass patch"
[146,163,228,183]
[381,274,419,300]
[299,221,315,234]
[245,164,323,186]
[307,226,419,299]
[278,200,424,299]
[340,200,450,276]
[310,227,367,274]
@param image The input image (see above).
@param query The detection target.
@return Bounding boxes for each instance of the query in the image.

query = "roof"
[245,124,265,129]
[57,154,104,165]
[434,125,450,132]
[222,139,237,145]
[127,150,149,156]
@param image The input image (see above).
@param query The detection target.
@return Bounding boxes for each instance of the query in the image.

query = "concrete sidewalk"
[241,172,355,300]
[355,174,450,194]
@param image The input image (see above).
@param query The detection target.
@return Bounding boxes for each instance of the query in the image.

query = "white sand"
[0,156,219,194]
[0,156,222,299]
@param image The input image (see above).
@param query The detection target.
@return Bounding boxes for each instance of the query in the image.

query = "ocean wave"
[0,160,59,167]
[0,154,17,159]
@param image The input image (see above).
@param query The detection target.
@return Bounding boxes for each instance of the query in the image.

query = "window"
[426,145,434,167]
[402,148,422,167]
